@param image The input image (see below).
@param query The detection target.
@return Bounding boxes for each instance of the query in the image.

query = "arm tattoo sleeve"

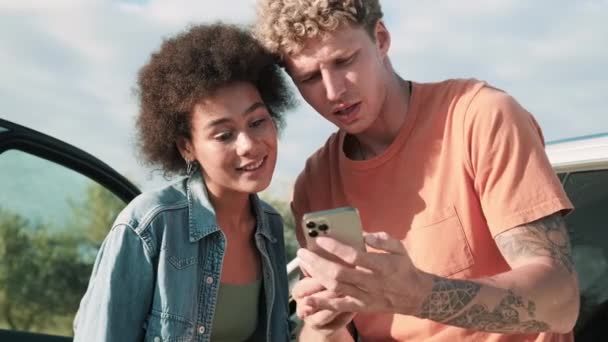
[495,213,574,274]
[418,213,573,332]
[419,277,550,333]
[419,277,481,322]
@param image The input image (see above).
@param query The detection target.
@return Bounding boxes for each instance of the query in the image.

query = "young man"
[255,0,580,341]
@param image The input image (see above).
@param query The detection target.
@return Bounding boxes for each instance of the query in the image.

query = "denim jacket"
[73,171,291,342]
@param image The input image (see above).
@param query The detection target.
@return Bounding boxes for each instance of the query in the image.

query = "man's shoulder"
[417,78,516,123]
[417,78,488,99]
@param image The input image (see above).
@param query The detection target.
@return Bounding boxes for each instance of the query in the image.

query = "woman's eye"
[214,131,233,141]
[251,118,267,128]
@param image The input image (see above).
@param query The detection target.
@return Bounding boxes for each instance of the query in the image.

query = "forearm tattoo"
[446,289,550,333]
[420,277,550,333]
[420,277,481,322]
[418,214,571,332]
[495,213,574,274]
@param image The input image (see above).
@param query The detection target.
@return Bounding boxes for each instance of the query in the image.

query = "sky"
[1,0,607,202]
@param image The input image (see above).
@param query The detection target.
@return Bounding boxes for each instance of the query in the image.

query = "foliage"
[0,208,91,332]
[68,182,126,248]
[0,182,125,335]
[263,197,299,262]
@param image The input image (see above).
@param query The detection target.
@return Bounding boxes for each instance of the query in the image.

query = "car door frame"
[0,118,141,341]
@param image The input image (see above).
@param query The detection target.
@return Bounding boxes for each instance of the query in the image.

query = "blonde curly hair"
[255,0,383,55]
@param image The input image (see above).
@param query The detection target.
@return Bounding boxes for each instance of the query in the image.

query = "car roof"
[546,133,608,172]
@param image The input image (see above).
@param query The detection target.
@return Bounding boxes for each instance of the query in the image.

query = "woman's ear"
[176,137,193,162]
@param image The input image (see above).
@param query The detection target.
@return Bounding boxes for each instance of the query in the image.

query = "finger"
[297,300,320,318]
[305,309,341,328]
[318,311,357,331]
[314,236,373,270]
[305,294,367,313]
[298,250,369,292]
[300,260,370,298]
[298,288,341,318]
[296,254,312,277]
[364,232,406,255]
[314,236,395,273]
[291,277,326,299]
[300,266,312,278]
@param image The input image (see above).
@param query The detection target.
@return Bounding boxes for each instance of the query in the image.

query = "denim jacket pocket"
[168,255,197,270]
[144,309,195,342]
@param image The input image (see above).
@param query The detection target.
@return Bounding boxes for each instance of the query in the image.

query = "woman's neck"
[205,182,255,235]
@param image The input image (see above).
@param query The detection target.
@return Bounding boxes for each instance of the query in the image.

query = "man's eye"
[214,131,233,141]
[337,54,355,66]
[300,73,320,84]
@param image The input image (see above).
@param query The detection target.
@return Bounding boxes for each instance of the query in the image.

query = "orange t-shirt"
[291,79,574,341]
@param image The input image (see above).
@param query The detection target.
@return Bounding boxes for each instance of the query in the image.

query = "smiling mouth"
[237,156,266,172]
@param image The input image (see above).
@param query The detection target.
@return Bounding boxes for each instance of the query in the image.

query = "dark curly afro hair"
[135,22,295,177]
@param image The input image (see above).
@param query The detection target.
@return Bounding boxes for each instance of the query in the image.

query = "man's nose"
[322,70,346,102]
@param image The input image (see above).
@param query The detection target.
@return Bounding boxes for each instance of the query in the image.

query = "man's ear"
[176,137,193,162]
[374,20,391,58]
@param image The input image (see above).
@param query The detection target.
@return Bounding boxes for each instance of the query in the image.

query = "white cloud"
[385,0,607,141]
[1,0,607,202]
[116,0,256,26]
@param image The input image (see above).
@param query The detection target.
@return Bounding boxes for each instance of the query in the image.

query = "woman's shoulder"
[114,178,190,232]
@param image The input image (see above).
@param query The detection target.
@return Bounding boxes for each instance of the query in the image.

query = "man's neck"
[353,74,411,159]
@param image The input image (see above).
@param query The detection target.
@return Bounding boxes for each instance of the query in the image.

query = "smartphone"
[302,207,365,254]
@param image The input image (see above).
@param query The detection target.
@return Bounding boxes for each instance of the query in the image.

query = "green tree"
[0,183,127,335]
[68,181,126,248]
[0,208,90,333]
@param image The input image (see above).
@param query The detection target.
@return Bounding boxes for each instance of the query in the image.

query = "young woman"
[73,23,295,342]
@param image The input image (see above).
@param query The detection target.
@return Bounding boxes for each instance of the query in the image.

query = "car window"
[0,149,126,336]
[562,170,608,334]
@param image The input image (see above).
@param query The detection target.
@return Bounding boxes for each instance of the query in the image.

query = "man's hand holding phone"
[296,208,429,319]
[293,207,364,339]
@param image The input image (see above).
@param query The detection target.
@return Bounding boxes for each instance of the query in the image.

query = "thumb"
[364,232,405,255]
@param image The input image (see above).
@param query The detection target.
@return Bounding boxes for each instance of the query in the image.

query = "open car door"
[0,118,140,341]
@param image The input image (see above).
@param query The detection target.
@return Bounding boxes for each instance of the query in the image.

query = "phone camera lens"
[318,224,328,231]
[308,230,319,238]
[306,221,316,228]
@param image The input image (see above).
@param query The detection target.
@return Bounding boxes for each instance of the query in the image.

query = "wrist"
[300,325,352,341]
[409,270,436,316]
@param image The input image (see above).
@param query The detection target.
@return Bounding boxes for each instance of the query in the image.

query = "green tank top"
[210,279,262,342]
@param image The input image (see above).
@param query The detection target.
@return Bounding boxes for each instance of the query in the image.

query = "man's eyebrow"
[291,48,359,81]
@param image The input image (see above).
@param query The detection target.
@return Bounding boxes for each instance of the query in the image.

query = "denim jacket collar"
[186,171,275,243]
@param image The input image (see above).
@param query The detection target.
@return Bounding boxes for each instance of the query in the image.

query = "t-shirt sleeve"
[463,86,573,236]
